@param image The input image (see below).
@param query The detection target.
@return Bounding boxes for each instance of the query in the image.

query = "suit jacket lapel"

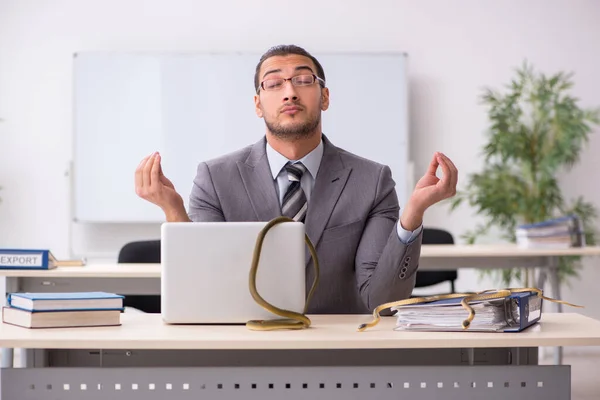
[237,137,282,221]
[304,136,352,264]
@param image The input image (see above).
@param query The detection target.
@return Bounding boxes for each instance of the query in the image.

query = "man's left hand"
[400,152,458,231]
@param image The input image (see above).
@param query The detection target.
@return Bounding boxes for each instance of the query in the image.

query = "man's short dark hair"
[254,44,326,92]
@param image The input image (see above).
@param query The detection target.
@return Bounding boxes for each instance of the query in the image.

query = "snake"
[245,217,582,332]
[357,287,583,332]
[246,216,320,331]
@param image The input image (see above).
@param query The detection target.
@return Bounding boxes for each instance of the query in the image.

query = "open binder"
[357,288,583,332]
[392,291,542,332]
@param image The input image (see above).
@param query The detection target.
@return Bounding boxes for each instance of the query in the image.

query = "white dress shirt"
[265,139,422,244]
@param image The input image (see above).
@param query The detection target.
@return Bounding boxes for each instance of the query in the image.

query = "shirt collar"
[266,138,324,180]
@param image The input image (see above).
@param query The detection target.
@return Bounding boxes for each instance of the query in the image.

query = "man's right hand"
[135,152,190,222]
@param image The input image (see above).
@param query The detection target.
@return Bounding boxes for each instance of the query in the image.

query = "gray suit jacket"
[188,135,422,314]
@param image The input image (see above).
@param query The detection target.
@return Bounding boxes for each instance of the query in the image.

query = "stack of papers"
[516,215,584,248]
[392,298,520,332]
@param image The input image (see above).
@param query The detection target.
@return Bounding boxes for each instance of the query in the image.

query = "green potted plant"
[451,61,600,286]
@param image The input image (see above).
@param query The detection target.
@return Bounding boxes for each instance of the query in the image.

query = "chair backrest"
[422,228,454,245]
[117,240,161,263]
[117,240,162,313]
[415,227,456,289]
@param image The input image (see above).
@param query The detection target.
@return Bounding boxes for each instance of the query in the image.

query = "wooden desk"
[3,244,599,278]
[2,244,599,278]
[2,244,599,365]
[1,313,599,350]
[420,244,600,270]
[1,313,599,400]
[0,263,161,279]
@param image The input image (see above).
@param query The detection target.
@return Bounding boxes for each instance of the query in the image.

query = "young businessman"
[135,45,458,314]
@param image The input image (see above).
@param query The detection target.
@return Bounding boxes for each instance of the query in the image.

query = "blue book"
[0,249,85,270]
[7,292,124,312]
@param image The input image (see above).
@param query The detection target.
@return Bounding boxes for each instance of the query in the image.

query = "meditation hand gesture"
[400,152,458,231]
[135,152,188,221]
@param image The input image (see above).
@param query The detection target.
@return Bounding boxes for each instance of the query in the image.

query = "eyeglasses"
[258,74,325,93]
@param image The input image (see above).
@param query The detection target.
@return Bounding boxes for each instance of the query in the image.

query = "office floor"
[9,349,599,398]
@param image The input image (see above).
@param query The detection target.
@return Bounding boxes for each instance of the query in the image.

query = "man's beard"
[265,112,321,141]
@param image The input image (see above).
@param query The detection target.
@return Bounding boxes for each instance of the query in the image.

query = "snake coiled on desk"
[246,216,320,331]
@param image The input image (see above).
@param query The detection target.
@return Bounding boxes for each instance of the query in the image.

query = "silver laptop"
[160,221,306,324]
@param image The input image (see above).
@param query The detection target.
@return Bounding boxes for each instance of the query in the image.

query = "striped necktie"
[281,162,308,222]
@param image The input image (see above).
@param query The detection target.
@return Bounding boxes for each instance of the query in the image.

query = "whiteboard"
[73,52,409,222]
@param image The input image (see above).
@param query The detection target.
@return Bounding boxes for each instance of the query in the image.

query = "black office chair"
[415,228,457,293]
[117,240,161,313]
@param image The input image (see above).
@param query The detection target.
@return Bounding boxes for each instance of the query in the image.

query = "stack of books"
[2,292,124,328]
[515,215,585,249]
